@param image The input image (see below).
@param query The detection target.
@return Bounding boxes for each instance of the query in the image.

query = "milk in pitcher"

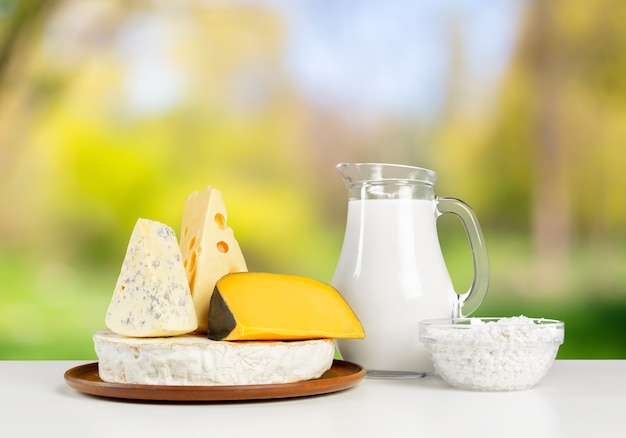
[333,198,456,372]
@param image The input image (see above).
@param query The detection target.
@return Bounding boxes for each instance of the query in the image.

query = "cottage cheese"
[419,316,564,391]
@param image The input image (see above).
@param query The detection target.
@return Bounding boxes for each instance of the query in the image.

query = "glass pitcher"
[331,163,489,376]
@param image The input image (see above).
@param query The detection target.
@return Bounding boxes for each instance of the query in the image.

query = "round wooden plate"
[64,360,365,402]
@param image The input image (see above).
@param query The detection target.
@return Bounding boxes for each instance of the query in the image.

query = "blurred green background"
[1,0,625,360]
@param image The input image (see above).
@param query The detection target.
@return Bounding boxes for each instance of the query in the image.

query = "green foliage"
[2,233,625,359]
[0,250,111,359]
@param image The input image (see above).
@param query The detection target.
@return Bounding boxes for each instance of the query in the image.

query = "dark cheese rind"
[207,288,237,340]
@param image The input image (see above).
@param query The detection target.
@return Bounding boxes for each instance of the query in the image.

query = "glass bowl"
[419,316,565,391]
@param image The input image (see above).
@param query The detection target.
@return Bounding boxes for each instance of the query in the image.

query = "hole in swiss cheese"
[214,213,226,229]
[217,241,229,253]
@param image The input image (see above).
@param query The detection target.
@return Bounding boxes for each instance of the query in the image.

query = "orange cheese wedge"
[207,272,365,341]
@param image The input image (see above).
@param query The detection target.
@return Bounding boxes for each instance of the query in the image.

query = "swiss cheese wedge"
[179,186,248,333]
[207,272,365,341]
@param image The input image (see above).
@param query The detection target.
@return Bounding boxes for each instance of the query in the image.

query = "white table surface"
[1,360,624,437]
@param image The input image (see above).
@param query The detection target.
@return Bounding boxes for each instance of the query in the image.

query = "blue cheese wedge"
[105,218,198,337]
[93,330,335,385]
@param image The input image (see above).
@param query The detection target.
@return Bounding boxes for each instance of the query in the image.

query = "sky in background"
[271,0,524,120]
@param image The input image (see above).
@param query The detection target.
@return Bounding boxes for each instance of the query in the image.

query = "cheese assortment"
[95,185,365,387]
[208,272,366,341]
[105,218,198,337]
[94,330,335,386]
[179,186,248,334]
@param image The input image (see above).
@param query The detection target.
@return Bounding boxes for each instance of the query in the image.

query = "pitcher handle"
[436,197,490,317]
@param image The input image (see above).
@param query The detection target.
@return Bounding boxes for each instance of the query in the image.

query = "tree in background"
[435,0,626,295]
